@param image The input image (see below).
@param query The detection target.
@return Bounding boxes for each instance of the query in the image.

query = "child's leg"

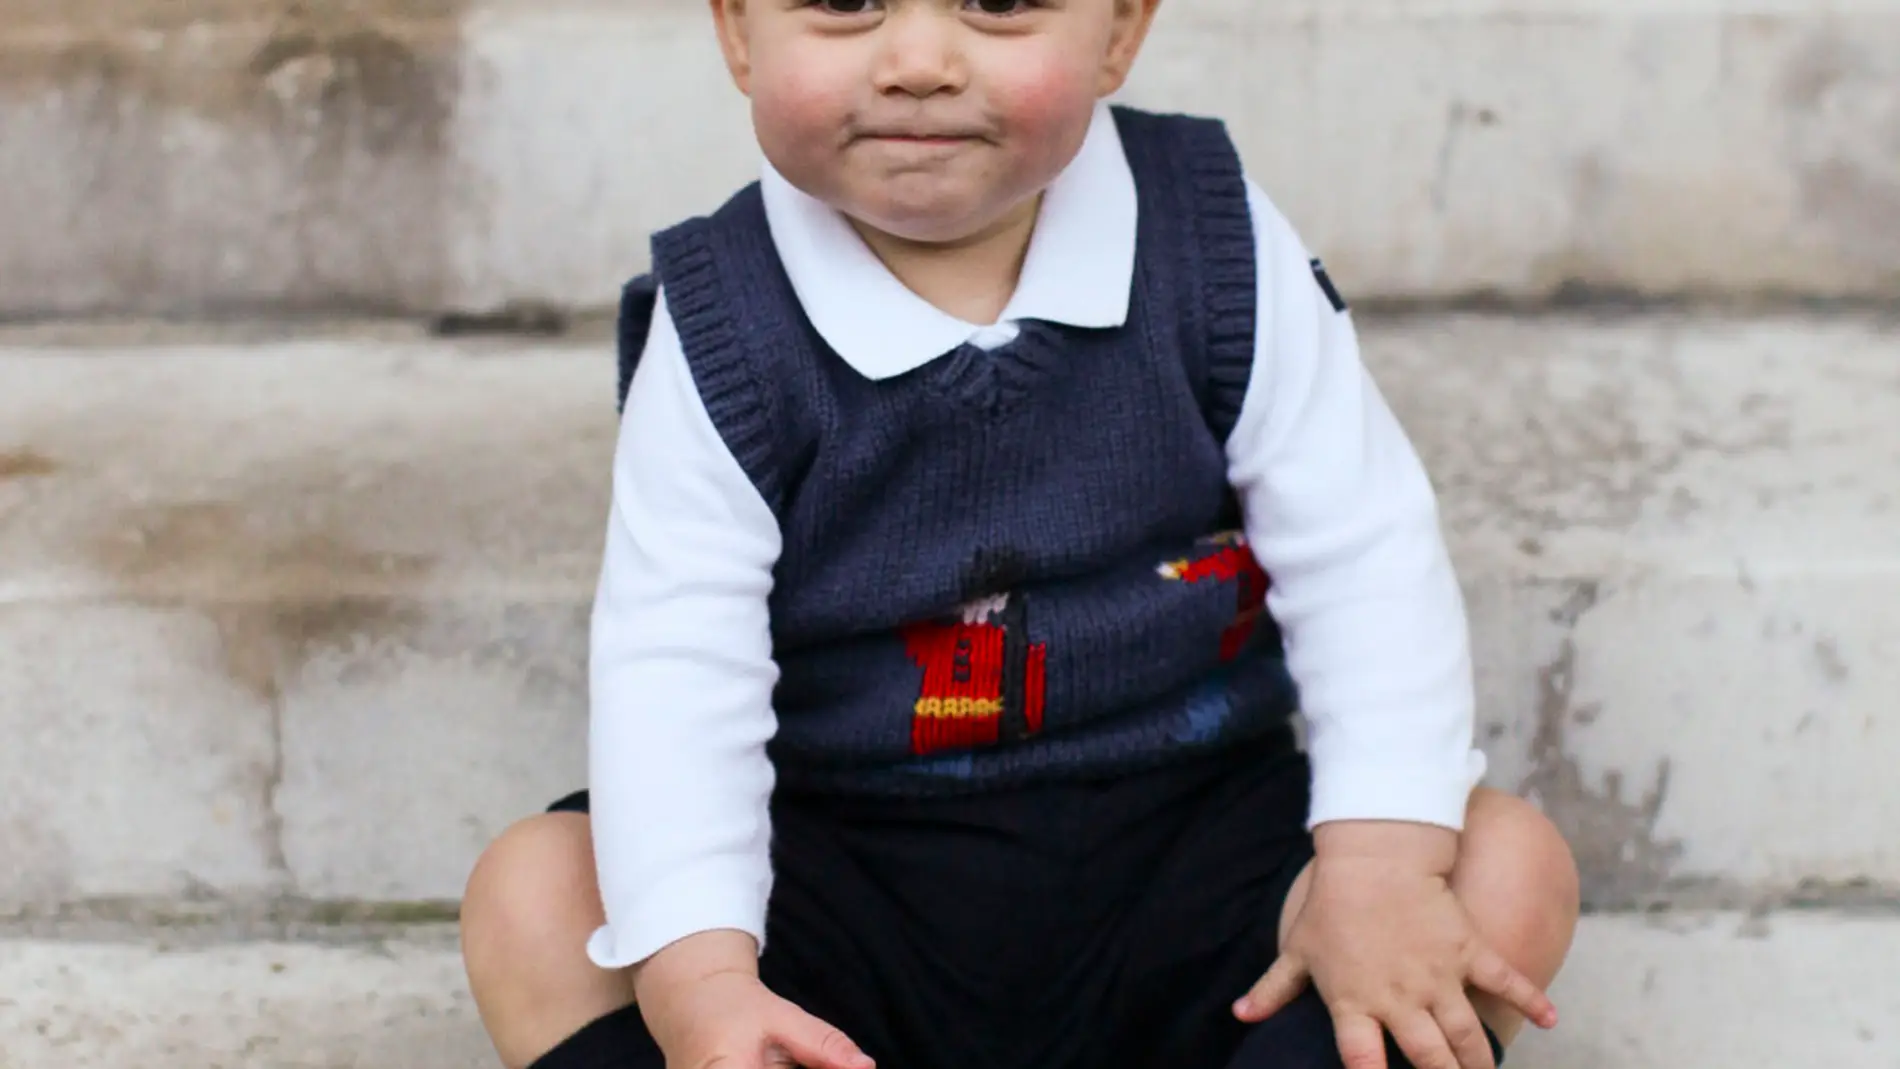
[460,811,651,1069]
[459,788,958,1069]
[1442,789,1582,1045]
[1257,787,1581,1064]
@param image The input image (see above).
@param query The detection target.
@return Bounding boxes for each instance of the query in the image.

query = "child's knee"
[1468,791,1579,903]
[462,814,633,1065]
[1459,789,1580,978]
[462,813,604,965]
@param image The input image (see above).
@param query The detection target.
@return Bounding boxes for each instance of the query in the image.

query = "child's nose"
[870,9,968,98]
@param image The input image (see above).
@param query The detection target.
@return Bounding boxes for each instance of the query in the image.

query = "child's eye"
[965,0,1034,13]
[813,0,878,13]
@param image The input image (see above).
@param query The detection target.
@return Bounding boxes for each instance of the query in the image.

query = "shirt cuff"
[585,858,772,970]
[1305,747,1488,833]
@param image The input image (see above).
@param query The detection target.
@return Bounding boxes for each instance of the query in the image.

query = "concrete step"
[2,311,1897,918]
[3,0,1899,317]
[4,912,1897,1068]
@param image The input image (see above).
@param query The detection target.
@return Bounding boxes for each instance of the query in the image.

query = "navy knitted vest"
[617,107,1299,795]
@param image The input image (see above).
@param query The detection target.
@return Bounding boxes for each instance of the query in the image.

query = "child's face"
[712,0,1160,245]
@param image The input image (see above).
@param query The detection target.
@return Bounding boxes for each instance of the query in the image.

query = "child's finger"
[1466,946,1557,1029]
[1433,997,1497,1069]
[1333,1012,1391,1069]
[768,1003,875,1069]
[1387,1011,1459,1069]
[1232,953,1309,1022]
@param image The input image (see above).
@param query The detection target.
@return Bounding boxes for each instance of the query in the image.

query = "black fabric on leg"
[1223,988,1506,1069]
[1086,744,1314,1069]
[533,726,1318,1069]
[525,1003,663,1069]
[546,790,590,815]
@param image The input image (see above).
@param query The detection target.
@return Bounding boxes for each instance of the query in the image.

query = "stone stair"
[4,0,1899,319]
[7,1,1900,1064]
[3,311,1897,1066]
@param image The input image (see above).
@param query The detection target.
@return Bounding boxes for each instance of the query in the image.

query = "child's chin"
[856,211,980,245]
[847,192,1026,247]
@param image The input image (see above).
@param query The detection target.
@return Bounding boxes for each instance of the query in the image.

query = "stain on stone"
[430,303,572,338]
[1427,102,1507,214]
[1798,159,1900,267]
[1780,33,1859,110]
[1,3,463,124]
[1787,875,1900,909]
[95,501,431,586]
[1,891,466,939]
[0,813,78,906]
[0,0,470,316]
[1780,31,1900,271]
[0,447,57,479]
[1520,581,1686,910]
[1433,346,1795,538]
[1665,486,1701,520]
[93,502,435,694]
[89,498,436,881]
[1568,153,1616,226]
[6,0,469,33]
[248,21,455,156]
[1811,637,1850,684]
[1733,911,1773,940]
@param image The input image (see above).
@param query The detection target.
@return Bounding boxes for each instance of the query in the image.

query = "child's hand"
[646,969,873,1069]
[635,931,874,1069]
[1232,823,1556,1069]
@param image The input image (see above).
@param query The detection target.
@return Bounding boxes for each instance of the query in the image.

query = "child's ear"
[1097,0,1162,97]
[710,0,755,96]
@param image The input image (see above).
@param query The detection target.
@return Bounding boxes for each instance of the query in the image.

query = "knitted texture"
[614,274,659,414]
[626,107,1296,795]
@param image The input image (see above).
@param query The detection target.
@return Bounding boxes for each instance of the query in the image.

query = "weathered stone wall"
[2,0,1898,317]
[5,312,1896,916]
[0,0,466,316]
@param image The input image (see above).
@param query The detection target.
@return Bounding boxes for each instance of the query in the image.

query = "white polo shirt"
[585,103,1485,971]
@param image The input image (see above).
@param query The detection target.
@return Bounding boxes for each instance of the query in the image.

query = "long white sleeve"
[1227,180,1486,833]
[585,288,783,969]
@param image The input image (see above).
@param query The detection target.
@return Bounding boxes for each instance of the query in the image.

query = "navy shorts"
[549,728,1317,1069]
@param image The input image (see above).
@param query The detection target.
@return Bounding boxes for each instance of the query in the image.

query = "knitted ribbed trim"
[614,273,659,414]
[650,188,790,510]
[1111,106,1258,445]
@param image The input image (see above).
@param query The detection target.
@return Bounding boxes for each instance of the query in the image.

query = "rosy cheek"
[985,60,1097,167]
[750,64,855,187]
[755,65,841,137]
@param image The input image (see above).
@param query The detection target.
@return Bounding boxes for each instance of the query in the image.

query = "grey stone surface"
[0,334,612,911]
[3,1,1900,315]
[1,312,1896,912]
[1469,575,1900,909]
[4,912,1897,1068]
[0,929,490,1069]
[1380,312,1900,907]
[0,604,282,908]
[0,334,616,600]
[277,600,588,901]
[0,1,468,319]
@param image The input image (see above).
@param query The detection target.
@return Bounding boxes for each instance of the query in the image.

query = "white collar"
[758,102,1137,381]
